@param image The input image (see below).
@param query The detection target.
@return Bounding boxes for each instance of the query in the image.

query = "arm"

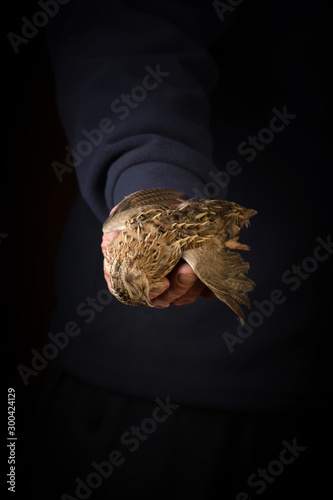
[46,0,224,221]
[47,0,223,306]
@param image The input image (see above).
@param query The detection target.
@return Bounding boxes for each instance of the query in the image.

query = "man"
[25,1,332,498]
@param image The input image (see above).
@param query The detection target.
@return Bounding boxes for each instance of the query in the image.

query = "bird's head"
[119,260,153,307]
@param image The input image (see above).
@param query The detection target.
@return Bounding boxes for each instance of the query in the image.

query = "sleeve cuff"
[111,162,222,208]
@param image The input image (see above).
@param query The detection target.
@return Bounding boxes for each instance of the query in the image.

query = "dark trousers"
[21,361,331,500]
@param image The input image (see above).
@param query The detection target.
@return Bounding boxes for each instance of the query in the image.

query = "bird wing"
[182,241,255,322]
[103,188,185,233]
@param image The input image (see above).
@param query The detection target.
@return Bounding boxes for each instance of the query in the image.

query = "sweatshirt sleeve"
[46,0,224,222]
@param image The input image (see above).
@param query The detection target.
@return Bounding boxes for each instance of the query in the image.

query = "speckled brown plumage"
[102,188,257,321]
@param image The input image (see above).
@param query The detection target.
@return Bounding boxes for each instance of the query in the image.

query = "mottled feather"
[102,188,257,320]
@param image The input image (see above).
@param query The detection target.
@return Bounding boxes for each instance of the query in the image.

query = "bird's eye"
[131,288,139,295]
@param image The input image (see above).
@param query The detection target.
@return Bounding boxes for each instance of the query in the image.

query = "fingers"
[150,262,205,308]
[149,277,170,299]
[101,229,120,256]
[172,278,206,305]
[101,204,120,256]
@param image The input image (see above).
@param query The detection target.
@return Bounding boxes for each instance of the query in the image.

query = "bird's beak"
[143,291,154,308]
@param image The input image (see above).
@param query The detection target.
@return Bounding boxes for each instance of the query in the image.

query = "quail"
[102,188,257,321]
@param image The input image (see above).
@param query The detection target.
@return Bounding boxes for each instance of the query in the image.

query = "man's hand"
[101,205,215,308]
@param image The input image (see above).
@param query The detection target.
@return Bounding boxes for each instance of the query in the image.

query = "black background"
[2,1,332,499]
